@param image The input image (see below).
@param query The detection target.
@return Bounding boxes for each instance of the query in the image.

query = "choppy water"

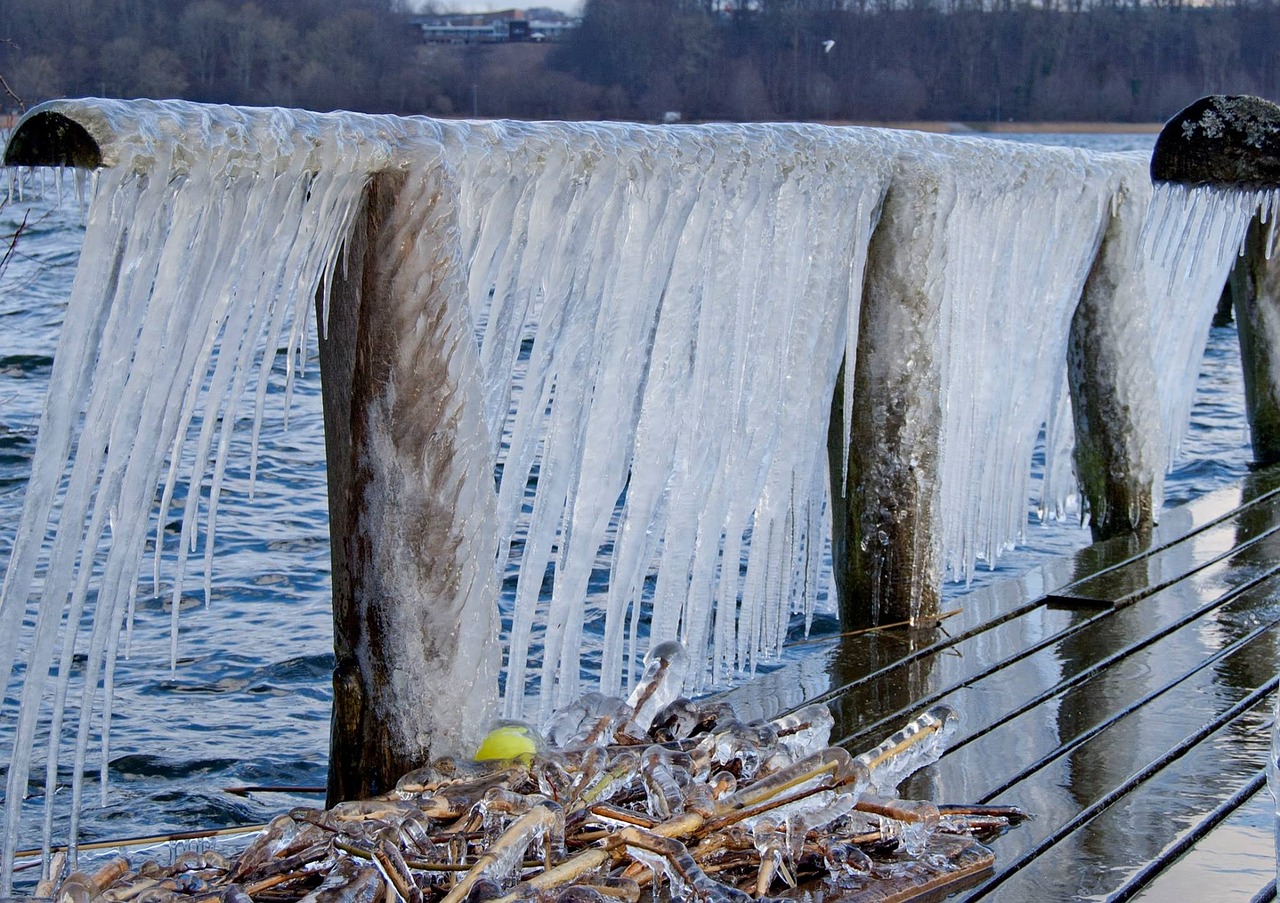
[0,132,1257,859]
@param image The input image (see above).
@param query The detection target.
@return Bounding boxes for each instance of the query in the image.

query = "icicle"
[1142,179,1262,466]
[1266,190,1280,260]
[450,122,900,713]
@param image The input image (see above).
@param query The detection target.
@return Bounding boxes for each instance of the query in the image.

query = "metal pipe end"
[1151,94,1280,189]
[4,107,103,169]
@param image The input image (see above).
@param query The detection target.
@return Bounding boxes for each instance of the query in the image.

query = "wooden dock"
[725,465,1280,901]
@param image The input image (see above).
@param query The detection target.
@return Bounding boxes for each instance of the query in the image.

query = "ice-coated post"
[1227,219,1280,467]
[319,171,500,804]
[320,174,416,803]
[1067,172,1162,541]
[827,167,948,628]
[1152,95,1280,468]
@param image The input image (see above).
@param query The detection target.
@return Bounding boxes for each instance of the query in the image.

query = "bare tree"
[0,61,26,282]
[0,40,28,114]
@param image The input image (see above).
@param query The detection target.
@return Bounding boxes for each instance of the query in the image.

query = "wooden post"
[1150,95,1280,189]
[827,173,947,628]
[1227,219,1280,467]
[2,108,102,168]
[319,171,501,804]
[1067,175,1161,542]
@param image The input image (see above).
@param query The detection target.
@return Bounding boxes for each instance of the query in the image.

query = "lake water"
[0,131,1259,863]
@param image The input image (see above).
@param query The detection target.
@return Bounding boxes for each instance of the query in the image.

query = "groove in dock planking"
[725,464,1280,901]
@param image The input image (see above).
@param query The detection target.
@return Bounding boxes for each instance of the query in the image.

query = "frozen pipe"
[1152,95,1280,468]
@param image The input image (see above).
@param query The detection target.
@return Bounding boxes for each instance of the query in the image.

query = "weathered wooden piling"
[827,142,1131,625]
[2,106,103,168]
[1067,169,1162,542]
[827,167,948,628]
[318,168,501,803]
[1228,220,1280,467]
[1151,95,1280,189]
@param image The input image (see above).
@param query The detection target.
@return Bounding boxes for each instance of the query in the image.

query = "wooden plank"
[740,477,1280,742]
[960,691,1273,900]
[718,467,1280,900]
[725,469,1280,729]
[927,622,1277,897]
[945,615,1277,809]
[1048,467,1280,602]
[1126,774,1275,902]
[944,565,1280,797]
[1062,487,1280,607]
[874,569,1280,812]
[832,550,1280,761]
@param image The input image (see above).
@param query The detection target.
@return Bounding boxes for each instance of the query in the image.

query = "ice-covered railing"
[0,97,1262,884]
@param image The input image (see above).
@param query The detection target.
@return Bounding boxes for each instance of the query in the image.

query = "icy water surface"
[0,132,1258,858]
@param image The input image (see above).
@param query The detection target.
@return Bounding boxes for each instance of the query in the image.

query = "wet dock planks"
[725,464,1280,901]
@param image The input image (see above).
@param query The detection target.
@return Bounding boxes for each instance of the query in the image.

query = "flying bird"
[822,39,835,53]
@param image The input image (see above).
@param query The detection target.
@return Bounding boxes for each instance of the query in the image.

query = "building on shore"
[409,8,579,44]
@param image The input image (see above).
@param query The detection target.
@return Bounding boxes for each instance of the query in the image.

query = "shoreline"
[837,119,1164,134]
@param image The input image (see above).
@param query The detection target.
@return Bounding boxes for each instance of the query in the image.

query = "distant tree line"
[552,0,1280,122]
[1,0,1278,122]
[0,0,420,113]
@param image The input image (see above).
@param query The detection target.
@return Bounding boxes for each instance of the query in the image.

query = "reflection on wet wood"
[725,462,1280,901]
